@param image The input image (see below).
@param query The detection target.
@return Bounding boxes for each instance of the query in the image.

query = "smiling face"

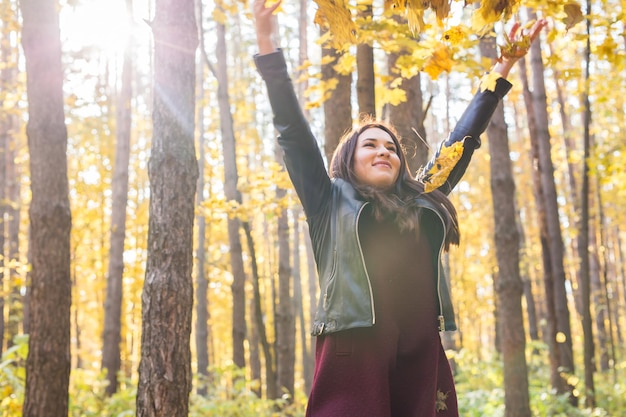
[352,127,401,189]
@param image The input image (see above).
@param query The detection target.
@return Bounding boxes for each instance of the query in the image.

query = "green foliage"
[190,366,306,417]
[453,344,625,417]
[0,335,27,416]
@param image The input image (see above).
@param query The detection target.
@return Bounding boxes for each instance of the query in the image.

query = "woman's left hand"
[493,18,548,78]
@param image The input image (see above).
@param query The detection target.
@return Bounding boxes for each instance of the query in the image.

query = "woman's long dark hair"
[329,119,460,251]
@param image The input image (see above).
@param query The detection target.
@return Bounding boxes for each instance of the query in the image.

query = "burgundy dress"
[305,208,459,417]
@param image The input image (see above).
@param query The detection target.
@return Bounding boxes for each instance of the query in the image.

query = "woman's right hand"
[253,0,281,54]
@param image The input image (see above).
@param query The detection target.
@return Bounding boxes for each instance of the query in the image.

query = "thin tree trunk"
[135,0,198,414]
[292,210,312,394]
[102,0,133,396]
[248,294,262,397]
[275,150,295,400]
[526,7,576,402]
[578,1,595,405]
[214,12,247,371]
[6,120,21,349]
[518,55,564,392]
[194,0,210,395]
[243,221,278,399]
[0,41,6,357]
[480,34,531,417]
[20,0,72,414]
[356,0,375,117]
[595,180,617,382]
[296,0,314,393]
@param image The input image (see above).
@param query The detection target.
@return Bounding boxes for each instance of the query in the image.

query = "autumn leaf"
[479,71,502,93]
[563,2,584,31]
[422,44,453,79]
[422,139,466,193]
[442,26,465,45]
[313,0,357,46]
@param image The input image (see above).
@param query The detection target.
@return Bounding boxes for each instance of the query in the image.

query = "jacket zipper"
[355,202,376,326]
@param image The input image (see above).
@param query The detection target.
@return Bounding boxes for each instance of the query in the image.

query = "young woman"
[253,2,546,415]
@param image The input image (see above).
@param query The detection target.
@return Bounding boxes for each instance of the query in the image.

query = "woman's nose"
[378,146,389,156]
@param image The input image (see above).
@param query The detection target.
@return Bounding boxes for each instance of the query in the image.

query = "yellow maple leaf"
[442,26,465,45]
[422,139,466,193]
[479,71,502,93]
[422,44,453,79]
[313,0,357,46]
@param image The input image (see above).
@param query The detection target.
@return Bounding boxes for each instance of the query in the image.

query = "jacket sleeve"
[420,76,512,195]
[254,50,332,218]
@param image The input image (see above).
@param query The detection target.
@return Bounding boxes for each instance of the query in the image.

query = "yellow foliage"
[442,25,466,45]
[422,44,453,79]
[334,53,356,75]
[313,0,357,47]
[379,85,407,106]
[304,78,339,109]
[422,139,466,192]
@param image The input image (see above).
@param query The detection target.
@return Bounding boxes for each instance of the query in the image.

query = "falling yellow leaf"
[563,2,584,31]
[442,26,465,45]
[422,44,453,79]
[479,71,502,93]
[422,139,466,193]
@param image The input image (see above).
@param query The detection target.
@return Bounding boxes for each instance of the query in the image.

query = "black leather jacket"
[255,50,512,336]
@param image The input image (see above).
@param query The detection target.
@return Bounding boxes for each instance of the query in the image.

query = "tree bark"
[322,30,352,162]
[526,8,576,402]
[194,0,210,396]
[518,54,564,393]
[20,0,72,415]
[214,12,247,371]
[102,0,134,396]
[356,0,375,117]
[297,0,314,393]
[275,163,295,400]
[135,0,198,414]
[6,117,21,350]
[480,34,531,417]
[244,221,277,399]
[0,38,6,357]
[386,15,427,176]
[578,2,595,405]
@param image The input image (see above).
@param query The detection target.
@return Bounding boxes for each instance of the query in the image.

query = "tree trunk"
[195,0,210,396]
[0,46,6,357]
[296,0,314,393]
[480,34,531,417]
[322,30,352,162]
[102,0,133,396]
[135,0,198,414]
[578,2,596,405]
[595,181,617,378]
[293,209,313,394]
[518,55,564,393]
[275,150,295,400]
[6,118,21,350]
[244,221,278,399]
[386,16,427,175]
[356,0,375,117]
[214,13,247,371]
[526,9,576,403]
[20,0,72,415]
